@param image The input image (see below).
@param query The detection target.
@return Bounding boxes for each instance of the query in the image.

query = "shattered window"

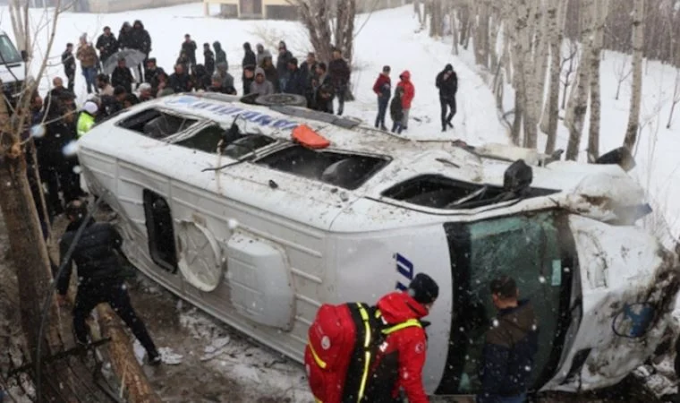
[254,145,390,190]
[381,175,557,210]
[438,211,573,395]
[173,124,276,159]
[117,108,198,139]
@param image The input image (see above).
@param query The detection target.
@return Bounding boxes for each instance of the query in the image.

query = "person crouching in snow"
[76,101,98,138]
[250,67,274,96]
[397,70,415,131]
[390,86,404,134]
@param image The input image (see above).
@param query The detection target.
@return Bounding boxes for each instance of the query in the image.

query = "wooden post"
[96,305,163,403]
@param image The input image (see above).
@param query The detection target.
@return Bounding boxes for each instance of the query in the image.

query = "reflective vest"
[76,112,95,139]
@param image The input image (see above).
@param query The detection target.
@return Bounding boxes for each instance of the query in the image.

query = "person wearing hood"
[478,276,538,403]
[328,47,350,115]
[77,101,98,138]
[436,63,458,131]
[118,22,133,49]
[255,43,272,67]
[181,34,198,72]
[213,41,227,69]
[276,40,293,91]
[129,20,151,81]
[204,43,215,77]
[283,58,305,96]
[372,65,391,131]
[260,56,279,93]
[58,200,162,366]
[360,273,438,403]
[111,57,134,94]
[242,42,256,70]
[95,26,118,65]
[397,70,415,130]
[250,67,274,96]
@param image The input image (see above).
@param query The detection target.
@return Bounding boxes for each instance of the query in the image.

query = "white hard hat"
[83,101,98,115]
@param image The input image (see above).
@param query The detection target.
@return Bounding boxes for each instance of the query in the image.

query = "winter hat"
[382,65,391,73]
[400,70,411,80]
[444,63,453,72]
[83,101,98,115]
[138,83,152,92]
[254,67,265,77]
[407,273,439,305]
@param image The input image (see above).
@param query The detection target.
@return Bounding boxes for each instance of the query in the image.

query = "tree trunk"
[565,0,595,161]
[518,0,540,149]
[512,90,524,145]
[96,305,163,403]
[451,6,459,55]
[474,0,490,68]
[533,0,551,126]
[623,0,646,151]
[587,0,609,162]
[0,137,76,402]
[543,0,567,153]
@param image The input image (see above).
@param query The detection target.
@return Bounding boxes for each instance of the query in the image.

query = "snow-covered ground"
[3,2,680,400]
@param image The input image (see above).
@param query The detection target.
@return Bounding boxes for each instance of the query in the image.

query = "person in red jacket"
[364,273,439,403]
[372,65,391,131]
[397,70,415,131]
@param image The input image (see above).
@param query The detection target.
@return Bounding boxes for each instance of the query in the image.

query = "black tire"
[255,94,307,107]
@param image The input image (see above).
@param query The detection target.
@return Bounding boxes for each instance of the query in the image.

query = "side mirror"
[20,50,28,62]
[595,147,636,172]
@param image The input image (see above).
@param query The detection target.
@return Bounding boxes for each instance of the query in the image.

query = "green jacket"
[76,112,95,138]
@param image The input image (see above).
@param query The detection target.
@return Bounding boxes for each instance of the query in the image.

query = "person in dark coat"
[204,43,215,77]
[436,63,458,131]
[242,65,255,96]
[129,20,151,81]
[168,64,192,93]
[176,51,190,72]
[181,34,197,72]
[117,22,132,49]
[309,62,332,110]
[261,56,279,93]
[390,86,404,134]
[192,64,211,91]
[372,65,391,131]
[478,276,538,403]
[242,42,256,70]
[61,43,76,93]
[111,58,134,94]
[57,200,161,366]
[144,58,165,89]
[213,41,227,69]
[276,40,293,92]
[283,58,305,96]
[95,26,118,65]
[299,52,316,87]
[311,83,334,113]
[327,47,350,116]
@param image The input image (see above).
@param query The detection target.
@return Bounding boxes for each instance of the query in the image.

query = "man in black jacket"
[111,58,134,94]
[95,26,118,65]
[168,64,192,93]
[328,48,350,116]
[204,43,215,77]
[58,201,161,365]
[478,276,538,403]
[283,58,305,96]
[181,34,197,73]
[129,20,151,81]
[435,63,458,132]
[62,43,76,93]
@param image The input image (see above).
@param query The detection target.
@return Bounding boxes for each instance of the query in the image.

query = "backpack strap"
[382,318,422,335]
[354,303,374,403]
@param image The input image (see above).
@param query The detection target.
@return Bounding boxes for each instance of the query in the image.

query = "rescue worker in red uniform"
[365,273,439,403]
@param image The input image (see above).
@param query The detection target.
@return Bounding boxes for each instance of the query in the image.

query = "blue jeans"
[375,96,389,128]
[81,67,96,94]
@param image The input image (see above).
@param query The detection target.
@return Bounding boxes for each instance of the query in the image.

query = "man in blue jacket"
[478,276,538,403]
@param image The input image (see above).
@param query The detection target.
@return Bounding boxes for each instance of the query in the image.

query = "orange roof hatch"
[291,124,330,149]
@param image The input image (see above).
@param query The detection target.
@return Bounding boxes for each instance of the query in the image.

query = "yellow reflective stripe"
[356,303,372,402]
[308,341,327,369]
[315,399,323,403]
[383,319,422,335]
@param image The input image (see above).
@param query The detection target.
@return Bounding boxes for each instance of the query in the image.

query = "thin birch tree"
[623,0,646,151]
[587,0,610,161]
[542,0,568,153]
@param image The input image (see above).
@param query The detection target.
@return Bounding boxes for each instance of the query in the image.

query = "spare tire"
[255,94,307,107]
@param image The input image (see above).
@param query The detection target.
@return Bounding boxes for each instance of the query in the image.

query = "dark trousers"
[375,96,389,129]
[66,70,75,93]
[391,120,402,134]
[440,96,456,128]
[40,157,82,214]
[73,279,157,355]
[334,85,346,116]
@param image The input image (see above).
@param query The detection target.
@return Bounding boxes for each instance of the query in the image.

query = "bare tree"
[450,4,459,55]
[542,0,568,153]
[560,40,579,110]
[613,55,633,100]
[473,0,491,68]
[623,0,646,151]
[565,0,595,161]
[587,0,610,161]
[667,67,680,128]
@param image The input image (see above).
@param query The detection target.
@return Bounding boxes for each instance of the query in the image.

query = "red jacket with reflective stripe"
[376,291,430,403]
